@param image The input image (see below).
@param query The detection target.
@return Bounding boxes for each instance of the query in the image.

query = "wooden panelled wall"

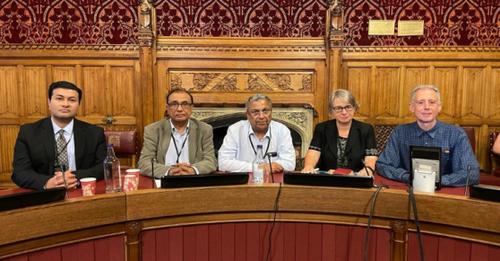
[0,50,142,187]
[0,43,499,188]
[342,48,500,172]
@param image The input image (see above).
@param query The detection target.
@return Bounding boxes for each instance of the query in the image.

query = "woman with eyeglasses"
[302,89,378,176]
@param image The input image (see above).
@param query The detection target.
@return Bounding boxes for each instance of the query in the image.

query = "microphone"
[265,152,278,157]
[53,144,68,190]
[152,128,160,188]
[265,152,277,183]
[361,158,371,177]
[465,165,471,197]
[151,157,157,188]
[60,163,68,189]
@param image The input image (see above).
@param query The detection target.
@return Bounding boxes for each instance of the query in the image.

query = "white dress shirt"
[164,119,199,175]
[218,120,296,172]
[51,118,76,171]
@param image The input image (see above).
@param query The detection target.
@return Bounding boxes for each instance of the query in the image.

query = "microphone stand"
[61,164,68,189]
[465,165,471,197]
[407,170,425,261]
[54,152,68,194]
[265,152,278,183]
[54,161,68,197]
[266,155,275,183]
[151,157,156,188]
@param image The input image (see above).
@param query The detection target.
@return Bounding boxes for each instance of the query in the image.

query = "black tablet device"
[0,187,66,212]
[283,171,373,188]
[470,184,500,202]
[161,172,249,188]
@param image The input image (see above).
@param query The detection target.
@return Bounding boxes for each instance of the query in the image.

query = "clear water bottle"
[103,144,122,193]
[252,145,265,184]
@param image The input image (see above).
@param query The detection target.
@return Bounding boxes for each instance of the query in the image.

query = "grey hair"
[245,94,272,110]
[410,84,441,103]
[329,89,359,111]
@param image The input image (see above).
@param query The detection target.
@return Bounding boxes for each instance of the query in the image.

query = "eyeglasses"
[332,105,354,113]
[248,108,272,117]
[168,101,192,109]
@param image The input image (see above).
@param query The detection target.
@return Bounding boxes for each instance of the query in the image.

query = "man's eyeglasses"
[332,105,354,113]
[248,108,272,117]
[168,102,192,109]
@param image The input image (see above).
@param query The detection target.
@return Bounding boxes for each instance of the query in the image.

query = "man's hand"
[261,162,284,175]
[45,170,78,190]
[356,167,373,177]
[168,163,196,176]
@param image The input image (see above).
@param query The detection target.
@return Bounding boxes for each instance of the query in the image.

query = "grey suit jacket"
[138,118,217,178]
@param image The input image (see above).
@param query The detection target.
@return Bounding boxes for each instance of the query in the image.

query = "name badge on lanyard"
[171,129,189,163]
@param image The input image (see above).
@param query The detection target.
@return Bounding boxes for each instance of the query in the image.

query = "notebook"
[161,172,249,188]
[0,187,66,212]
[284,171,373,188]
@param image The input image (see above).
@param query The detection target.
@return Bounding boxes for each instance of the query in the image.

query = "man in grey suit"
[138,88,217,177]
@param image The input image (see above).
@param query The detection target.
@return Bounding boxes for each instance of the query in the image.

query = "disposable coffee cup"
[123,174,139,192]
[126,168,140,177]
[126,169,140,187]
[80,177,97,196]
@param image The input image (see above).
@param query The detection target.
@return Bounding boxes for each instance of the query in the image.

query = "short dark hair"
[165,88,194,104]
[48,81,82,102]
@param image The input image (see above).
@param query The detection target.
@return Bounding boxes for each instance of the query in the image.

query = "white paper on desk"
[154,179,161,188]
[413,171,436,193]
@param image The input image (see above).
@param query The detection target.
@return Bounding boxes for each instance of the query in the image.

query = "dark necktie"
[56,129,69,168]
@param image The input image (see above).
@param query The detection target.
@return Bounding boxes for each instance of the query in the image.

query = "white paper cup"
[126,168,141,177]
[80,177,97,196]
[123,174,139,192]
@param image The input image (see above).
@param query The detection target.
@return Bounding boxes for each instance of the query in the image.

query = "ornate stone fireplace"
[191,105,315,162]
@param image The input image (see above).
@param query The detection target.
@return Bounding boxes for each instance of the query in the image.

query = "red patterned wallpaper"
[0,0,498,46]
[344,0,499,46]
[155,0,328,37]
[155,0,499,46]
[0,0,139,45]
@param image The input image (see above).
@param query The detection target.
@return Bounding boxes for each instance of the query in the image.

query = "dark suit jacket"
[12,117,107,190]
[309,119,377,172]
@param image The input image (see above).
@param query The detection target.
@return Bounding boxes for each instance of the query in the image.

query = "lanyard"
[248,125,272,156]
[171,129,189,163]
[55,131,73,159]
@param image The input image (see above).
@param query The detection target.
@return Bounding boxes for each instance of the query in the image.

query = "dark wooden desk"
[1,175,499,261]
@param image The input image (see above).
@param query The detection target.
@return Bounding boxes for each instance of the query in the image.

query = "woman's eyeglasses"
[332,105,354,113]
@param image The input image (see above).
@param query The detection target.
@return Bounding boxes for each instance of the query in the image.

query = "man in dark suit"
[12,81,106,190]
[138,88,217,177]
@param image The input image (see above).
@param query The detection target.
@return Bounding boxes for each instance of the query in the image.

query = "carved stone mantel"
[191,106,314,156]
